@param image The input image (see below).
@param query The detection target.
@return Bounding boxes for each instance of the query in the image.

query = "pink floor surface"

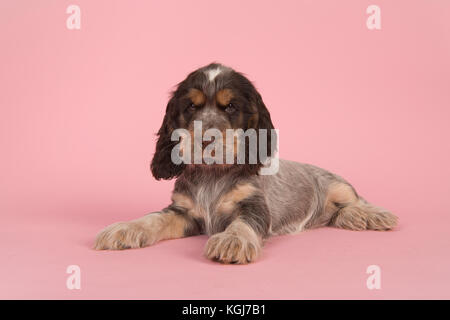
[1,1,450,299]
[3,210,450,299]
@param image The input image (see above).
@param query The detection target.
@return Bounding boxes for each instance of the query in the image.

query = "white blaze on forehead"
[205,67,222,82]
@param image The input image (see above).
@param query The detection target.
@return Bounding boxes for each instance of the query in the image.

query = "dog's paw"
[94,221,150,250]
[204,232,261,264]
[367,211,398,230]
[334,211,368,231]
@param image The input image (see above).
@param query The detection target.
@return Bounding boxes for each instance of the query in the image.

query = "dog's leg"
[326,182,398,231]
[204,186,270,264]
[94,195,200,250]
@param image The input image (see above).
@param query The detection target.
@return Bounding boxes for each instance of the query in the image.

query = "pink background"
[1,0,450,299]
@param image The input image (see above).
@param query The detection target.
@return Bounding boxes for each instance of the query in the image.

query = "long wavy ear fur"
[150,97,185,180]
[254,91,277,163]
[239,86,277,177]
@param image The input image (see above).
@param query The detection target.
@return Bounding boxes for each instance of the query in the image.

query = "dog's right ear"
[150,96,185,180]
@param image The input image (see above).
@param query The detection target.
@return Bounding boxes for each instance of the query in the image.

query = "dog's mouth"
[176,129,265,167]
[181,135,236,165]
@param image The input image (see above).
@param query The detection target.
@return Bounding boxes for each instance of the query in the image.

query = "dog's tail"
[327,183,398,231]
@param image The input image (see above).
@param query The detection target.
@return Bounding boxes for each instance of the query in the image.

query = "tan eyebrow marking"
[187,88,205,106]
[216,89,234,106]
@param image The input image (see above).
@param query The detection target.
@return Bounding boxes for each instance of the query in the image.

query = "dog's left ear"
[150,96,185,180]
[254,91,277,161]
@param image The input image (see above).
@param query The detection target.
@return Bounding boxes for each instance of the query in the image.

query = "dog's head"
[150,63,276,180]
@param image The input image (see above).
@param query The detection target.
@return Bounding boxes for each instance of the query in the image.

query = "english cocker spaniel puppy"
[94,63,398,264]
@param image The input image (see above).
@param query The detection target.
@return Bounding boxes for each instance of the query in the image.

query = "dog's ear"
[254,91,277,162]
[150,96,185,180]
[238,87,277,177]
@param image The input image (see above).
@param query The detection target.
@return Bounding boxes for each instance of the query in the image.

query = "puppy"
[94,63,398,264]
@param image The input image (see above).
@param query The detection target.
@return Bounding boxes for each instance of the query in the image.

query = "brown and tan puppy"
[94,63,398,264]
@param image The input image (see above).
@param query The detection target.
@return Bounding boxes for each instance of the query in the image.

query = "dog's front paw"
[204,232,261,264]
[94,221,150,250]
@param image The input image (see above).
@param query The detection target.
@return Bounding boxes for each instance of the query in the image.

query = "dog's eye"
[187,103,196,112]
[224,103,236,114]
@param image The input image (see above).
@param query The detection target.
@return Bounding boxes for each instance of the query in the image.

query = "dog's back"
[260,159,397,235]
